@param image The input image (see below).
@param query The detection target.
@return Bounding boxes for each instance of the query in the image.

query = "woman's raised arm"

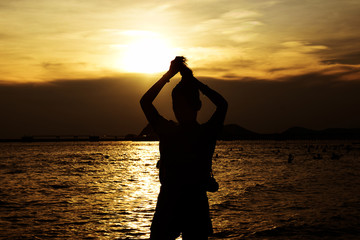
[140,60,179,124]
[194,77,228,126]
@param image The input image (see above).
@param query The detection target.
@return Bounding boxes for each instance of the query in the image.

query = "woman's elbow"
[140,96,152,111]
[140,97,146,107]
[221,99,228,110]
[140,95,149,106]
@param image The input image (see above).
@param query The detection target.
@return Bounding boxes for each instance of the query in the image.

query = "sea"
[0,140,359,240]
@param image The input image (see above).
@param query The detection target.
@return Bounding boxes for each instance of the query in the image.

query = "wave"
[251,223,360,239]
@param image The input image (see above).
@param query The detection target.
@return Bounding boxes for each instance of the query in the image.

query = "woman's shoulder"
[155,118,178,136]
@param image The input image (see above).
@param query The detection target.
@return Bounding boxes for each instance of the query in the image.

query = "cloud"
[41,61,89,71]
[191,8,262,46]
[256,0,360,65]
[281,41,328,52]
[169,1,360,80]
[41,62,65,70]
[0,74,153,138]
[183,40,334,80]
[199,70,360,133]
[319,37,360,65]
[1,69,359,139]
[1,0,360,83]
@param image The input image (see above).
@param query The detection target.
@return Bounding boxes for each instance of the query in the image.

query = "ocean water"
[0,140,359,239]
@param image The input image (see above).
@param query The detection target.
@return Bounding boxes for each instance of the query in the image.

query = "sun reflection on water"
[103,142,161,238]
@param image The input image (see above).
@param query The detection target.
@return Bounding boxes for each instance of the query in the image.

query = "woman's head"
[173,56,193,78]
[172,79,201,124]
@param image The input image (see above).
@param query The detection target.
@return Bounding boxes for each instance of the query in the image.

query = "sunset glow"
[121,37,175,74]
[1,0,359,82]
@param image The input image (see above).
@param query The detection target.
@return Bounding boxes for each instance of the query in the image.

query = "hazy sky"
[2,0,360,81]
[1,0,360,137]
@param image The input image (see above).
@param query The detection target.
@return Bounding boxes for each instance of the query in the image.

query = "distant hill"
[279,126,360,140]
[219,124,259,140]
[135,124,360,140]
[282,126,319,136]
[135,123,158,141]
[2,124,359,142]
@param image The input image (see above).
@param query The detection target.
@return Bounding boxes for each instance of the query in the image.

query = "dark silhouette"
[288,153,294,163]
[313,153,323,160]
[331,152,342,160]
[140,57,228,239]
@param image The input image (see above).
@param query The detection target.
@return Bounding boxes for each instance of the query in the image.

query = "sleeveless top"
[152,116,221,189]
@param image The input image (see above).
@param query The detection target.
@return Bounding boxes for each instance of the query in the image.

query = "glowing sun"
[121,37,175,74]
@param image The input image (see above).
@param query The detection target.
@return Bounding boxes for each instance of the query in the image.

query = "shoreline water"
[1,140,359,239]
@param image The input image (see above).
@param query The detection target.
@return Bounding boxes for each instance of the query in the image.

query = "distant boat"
[89,136,100,141]
[288,154,294,163]
[331,153,342,160]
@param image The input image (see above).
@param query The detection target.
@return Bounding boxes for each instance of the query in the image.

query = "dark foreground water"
[0,141,359,239]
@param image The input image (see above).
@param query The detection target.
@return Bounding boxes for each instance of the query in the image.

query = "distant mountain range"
[1,124,359,142]
[134,124,360,141]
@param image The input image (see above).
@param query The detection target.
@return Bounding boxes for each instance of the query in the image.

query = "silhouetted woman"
[140,57,227,240]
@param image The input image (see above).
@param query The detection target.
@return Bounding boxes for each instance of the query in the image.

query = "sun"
[121,37,176,74]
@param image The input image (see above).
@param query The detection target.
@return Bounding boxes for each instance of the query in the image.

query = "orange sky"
[1,0,360,82]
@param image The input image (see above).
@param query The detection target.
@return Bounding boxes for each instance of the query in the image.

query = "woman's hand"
[180,64,193,78]
[167,58,181,77]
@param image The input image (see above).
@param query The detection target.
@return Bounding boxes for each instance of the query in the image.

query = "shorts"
[150,186,213,240]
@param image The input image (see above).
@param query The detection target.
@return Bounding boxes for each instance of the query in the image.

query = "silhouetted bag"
[206,172,219,192]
